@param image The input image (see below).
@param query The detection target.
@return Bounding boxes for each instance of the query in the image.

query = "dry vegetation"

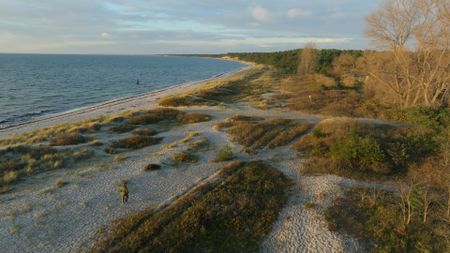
[212,145,234,162]
[0,108,212,188]
[0,145,92,188]
[325,188,450,252]
[217,115,310,153]
[90,161,289,253]
[49,133,90,146]
[105,135,162,154]
[172,151,199,163]
[159,66,279,109]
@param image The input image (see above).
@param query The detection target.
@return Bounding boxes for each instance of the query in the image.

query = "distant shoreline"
[0,60,251,138]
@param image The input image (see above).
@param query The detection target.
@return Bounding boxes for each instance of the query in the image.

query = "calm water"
[0,54,244,128]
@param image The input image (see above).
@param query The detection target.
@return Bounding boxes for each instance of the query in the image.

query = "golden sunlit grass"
[0,145,93,187]
[159,66,279,108]
[218,116,311,153]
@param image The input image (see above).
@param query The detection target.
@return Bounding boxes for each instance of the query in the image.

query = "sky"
[0,0,382,54]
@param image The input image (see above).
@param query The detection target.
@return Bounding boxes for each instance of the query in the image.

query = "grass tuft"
[173,151,198,163]
[49,133,88,146]
[213,145,234,162]
[106,135,162,153]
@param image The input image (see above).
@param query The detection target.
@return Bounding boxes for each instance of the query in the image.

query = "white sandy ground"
[0,70,400,253]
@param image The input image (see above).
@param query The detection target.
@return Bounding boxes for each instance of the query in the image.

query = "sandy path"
[259,147,394,253]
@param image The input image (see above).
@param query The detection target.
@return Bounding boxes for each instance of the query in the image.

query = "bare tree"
[298,42,318,77]
[366,0,421,49]
[399,181,415,225]
[364,0,449,108]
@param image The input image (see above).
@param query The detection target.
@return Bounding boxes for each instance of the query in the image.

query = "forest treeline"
[225,49,363,75]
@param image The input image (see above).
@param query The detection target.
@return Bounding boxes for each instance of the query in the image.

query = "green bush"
[329,131,386,164]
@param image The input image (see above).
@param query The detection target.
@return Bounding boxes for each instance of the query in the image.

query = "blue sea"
[0,54,244,128]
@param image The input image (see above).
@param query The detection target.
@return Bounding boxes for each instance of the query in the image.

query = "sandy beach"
[0,63,251,139]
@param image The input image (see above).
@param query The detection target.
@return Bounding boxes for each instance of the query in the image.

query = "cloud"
[100,32,111,39]
[0,0,380,53]
[249,5,272,22]
[287,8,312,18]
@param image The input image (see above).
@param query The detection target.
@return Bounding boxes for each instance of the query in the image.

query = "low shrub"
[213,145,233,162]
[3,171,18,185]
[132,127,157,136]
[224,117,309,152]
[109,124,136,133]
[127,108,183,125]
[49,133,88,146]
[188,137,210,152]
[54,178,67,188]
[173,151,198,163]
[159,96,208,107]
[228,115,264,122]
[179,113,212,124]
[295,119,439,179]
[328,131,389,174]
[107,135,162,152]
[144,164,161,171]
[126,108,212,126]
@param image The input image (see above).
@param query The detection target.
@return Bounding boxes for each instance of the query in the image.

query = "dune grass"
[218,116,310,153]
[159,66,279,108]
[105,135,162,154]
[187,137,210,152]
[0,117,111,147]
[131,127,157,136]
[212,145,234,162]
[109,124,137,133]
[124,108,211,126]
[90,161,289,253]
[0,145,93,187]
[49,133,89,146]
[173,151,199,163]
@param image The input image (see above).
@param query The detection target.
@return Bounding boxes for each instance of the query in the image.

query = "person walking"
[118,181,129,205]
